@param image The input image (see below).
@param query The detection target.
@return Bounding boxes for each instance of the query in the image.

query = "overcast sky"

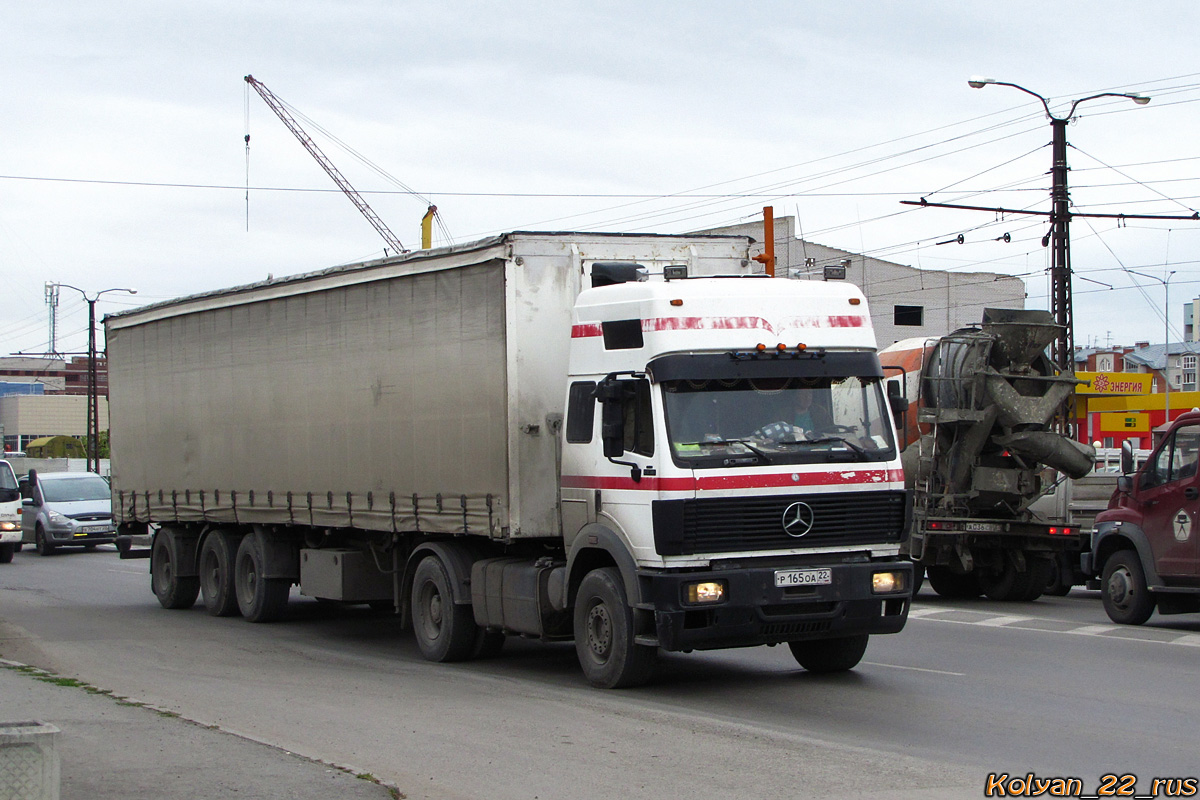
[4,1,1199,357]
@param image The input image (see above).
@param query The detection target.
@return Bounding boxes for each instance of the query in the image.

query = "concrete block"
[0,721,61,800]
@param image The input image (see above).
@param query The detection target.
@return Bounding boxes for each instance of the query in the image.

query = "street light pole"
[967,78,1150,375]
[1127,269,1176,425]
[53,285,137,474]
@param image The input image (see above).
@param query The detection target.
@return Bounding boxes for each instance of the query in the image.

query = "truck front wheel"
[573,567,657,689]
[234,533,290,623]
[199,531,242,617]
[1101,549,1155,625]
[789,634,869,673]
[0,543,14,563]
[411,555,476,662]
[151,529,199,610]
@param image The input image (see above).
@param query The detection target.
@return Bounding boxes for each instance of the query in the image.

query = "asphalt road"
[3,546,1198,799]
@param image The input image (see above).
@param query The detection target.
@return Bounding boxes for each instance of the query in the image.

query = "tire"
[199,531,242,617]
[472,628,507,659]
[1101,549,1156,625]
[1019,557,1053,601]
[410,555,476,662]
[925,566,982,599]
[151,528,200,610]
[234,533,290,623]
[979,558,1050,601]
[911,564,925,596]
[1043,554,1073,597]
[34,524,56,556]
[573,567,657,689]
[0,543,13,564]
[789,634,870,673]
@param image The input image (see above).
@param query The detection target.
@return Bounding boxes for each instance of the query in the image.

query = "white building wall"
[697,216,1027,347]
[0,394,108,443]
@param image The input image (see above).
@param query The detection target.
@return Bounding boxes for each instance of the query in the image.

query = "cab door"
[1136,424,1200,577]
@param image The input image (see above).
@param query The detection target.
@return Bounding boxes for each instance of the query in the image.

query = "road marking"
[909,603,1200,648]
[862,661,966,677]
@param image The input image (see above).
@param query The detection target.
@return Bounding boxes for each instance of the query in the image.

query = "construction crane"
[244,74,409,254]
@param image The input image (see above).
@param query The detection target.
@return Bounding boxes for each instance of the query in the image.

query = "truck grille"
[652,491,907,556]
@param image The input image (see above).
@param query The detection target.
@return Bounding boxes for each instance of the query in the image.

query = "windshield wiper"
[776,436,869,456]
[679,439,773,464]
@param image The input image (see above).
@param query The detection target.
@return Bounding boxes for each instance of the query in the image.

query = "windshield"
[40,476,112,503]
[663,375,897,468]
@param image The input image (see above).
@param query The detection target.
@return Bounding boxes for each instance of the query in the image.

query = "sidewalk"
[0,660,395,800]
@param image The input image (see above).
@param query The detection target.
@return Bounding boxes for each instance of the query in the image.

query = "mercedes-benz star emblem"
[782,501,814,537]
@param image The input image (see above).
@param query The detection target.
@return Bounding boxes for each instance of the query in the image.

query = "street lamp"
[55,285,137,474]
[1127,269,1176,425]
[967,78,1151,376]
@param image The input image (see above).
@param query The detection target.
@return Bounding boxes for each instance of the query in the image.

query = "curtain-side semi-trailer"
[109,232,912,688]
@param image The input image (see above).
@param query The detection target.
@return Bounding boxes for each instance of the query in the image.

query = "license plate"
[965,522,1000,532]
[77,526,111,534]
[775,568,832,588]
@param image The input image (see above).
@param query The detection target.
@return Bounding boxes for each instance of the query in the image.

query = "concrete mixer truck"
[879,309,1095,601]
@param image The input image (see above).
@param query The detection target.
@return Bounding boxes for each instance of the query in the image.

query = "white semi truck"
[110,231,912,687]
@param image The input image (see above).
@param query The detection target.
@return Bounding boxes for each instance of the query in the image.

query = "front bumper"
[641,559,912,652]
[44,523,117,545]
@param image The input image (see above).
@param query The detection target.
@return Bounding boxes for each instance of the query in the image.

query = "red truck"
[1084,410,1200,624]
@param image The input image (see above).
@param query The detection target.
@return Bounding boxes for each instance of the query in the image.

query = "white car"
[20,470,115,555]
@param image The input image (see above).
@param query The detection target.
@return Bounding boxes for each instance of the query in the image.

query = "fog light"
[872,571,905,594]
[686,581,726,604]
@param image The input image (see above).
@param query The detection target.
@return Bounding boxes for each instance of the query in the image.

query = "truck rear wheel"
[199,531,242,617]
[151,528,200,610]
[573,567,657,689]
[1101,549,1155,625]
[234,533,290,623]
[925,566,981,599]
[788,634,869,673]
[979,557,1051,601]
[411,555,476,662]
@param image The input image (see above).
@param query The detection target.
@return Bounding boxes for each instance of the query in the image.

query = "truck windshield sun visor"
[648,352,883,382]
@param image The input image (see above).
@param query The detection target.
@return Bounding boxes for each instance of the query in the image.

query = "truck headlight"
[685,581,726,604]
[872,571,906,594]
[0,521,17,531]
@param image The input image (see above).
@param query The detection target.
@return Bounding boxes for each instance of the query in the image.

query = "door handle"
[1186,487,1199,501]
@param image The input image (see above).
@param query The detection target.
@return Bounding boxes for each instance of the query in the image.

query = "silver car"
[21,470,116,555]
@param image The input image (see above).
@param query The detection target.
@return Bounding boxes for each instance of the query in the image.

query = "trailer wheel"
[0,543,14,564]
[234,533,290,623]
[1101,549,1155,625]
[199,531,242,617]
[34,525,56,556]
[789,634,869,673]
[573,567,657,689]
[151,528,199,610]
[925,566,981,599]
[411,555,476,662]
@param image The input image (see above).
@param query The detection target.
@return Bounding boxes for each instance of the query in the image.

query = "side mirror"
[22,497,36,507]
[1117,475,1133,494]
[886,379,909,418]
[1120,440,1134,475]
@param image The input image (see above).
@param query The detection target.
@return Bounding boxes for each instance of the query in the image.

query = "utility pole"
[53,285,137,474]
